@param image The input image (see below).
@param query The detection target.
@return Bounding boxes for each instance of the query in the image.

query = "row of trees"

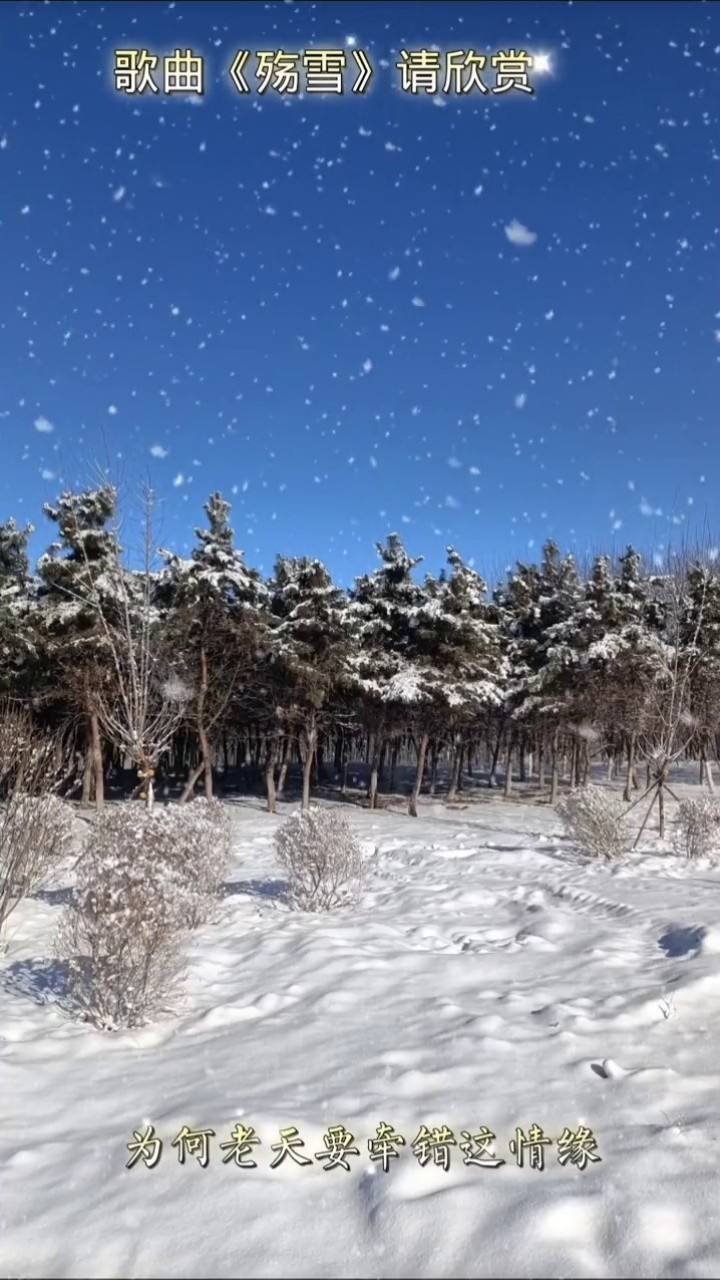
[0,485,717,815]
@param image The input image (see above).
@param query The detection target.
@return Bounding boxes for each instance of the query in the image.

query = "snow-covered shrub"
[82,800,230,926]
[0,703,73,943]
[13,793,75,859]
[556,785,627,859]
[0,794,75,942]
[60,801,231,1029]
[673,795,720,860]
[275,808,365,912]
[175,798,232,925]
[60,808,189,1029]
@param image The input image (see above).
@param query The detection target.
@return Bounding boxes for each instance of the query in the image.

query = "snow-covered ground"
[4,789,720,1279]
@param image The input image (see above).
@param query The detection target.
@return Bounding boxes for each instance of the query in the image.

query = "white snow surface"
[4,791,720,1278]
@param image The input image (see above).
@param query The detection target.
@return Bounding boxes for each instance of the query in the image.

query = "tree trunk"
[81,740,93,805]
[447,738,463,801]
[550,729,560,805]
[538,735,546,792]
[569,740,578,789]
[623,734,636,803]
[504,737,513,799]
[581,741,590,786]
[408,731,430,817]
[199,724,213,800]
[277,733,292,797]
[196,645,213,800]
[265,743,278,814]
[180,760,204,803]
[429,741,439,796]
[368,738,385,810]
[89,712,104,811]
[390,741,398,792]
[301,716,317,811]
[488,727,504,789]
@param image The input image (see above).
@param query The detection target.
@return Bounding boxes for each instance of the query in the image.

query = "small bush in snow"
[163,799,231,927]
[0,793,75,941]
[556,785,627,859]
[0,702,73,943]
[80,800,230,927]
[673,795,720,860]
[59,808,188,1029]
[275,808,365,912]
[60,801,231,1029]
[13,793,75,858]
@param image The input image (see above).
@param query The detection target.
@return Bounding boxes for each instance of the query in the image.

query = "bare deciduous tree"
[79,491,191,809]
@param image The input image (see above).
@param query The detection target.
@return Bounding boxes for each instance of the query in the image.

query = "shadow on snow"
[3,956,74,1011]
[222,876,291,906]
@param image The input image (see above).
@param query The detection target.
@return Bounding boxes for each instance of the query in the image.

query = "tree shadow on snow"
[658,925,705,958]
[222,877,291,905]
[3,956,74,1012]
[32,886,75,907]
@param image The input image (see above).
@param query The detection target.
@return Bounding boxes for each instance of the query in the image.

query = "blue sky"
[1,0,719,585]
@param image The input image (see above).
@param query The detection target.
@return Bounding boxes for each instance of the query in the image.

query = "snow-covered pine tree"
[558,547,665,797]
[529,540,584,690]
[37,486,121,806]
[430,547,507,800]
[161,493,267,801]
[268,555,349,810]
[348,534,431,810]
[0,517,31,586]
[349,536,503,816]
[495,541,583,797]
[0,518,36,693]
[682,559,720,789]
[492,557,540,786]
